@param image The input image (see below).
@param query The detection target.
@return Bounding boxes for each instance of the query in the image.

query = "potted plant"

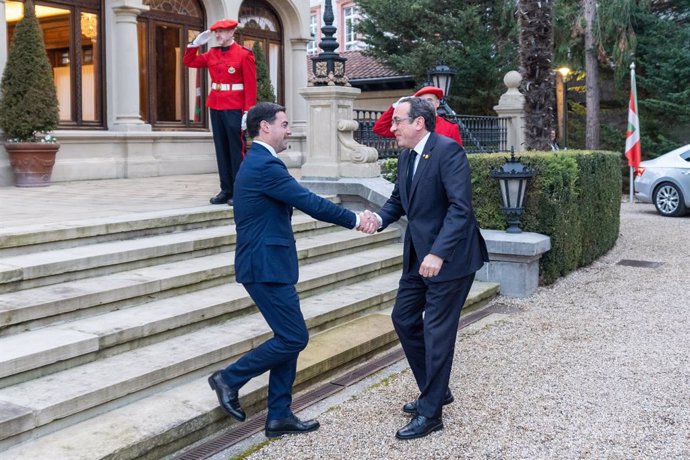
[0,0,60,187]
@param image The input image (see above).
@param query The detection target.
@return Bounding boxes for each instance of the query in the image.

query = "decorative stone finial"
[308,0,350,86]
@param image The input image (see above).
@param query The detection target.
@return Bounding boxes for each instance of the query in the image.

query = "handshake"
[356,210,379,234]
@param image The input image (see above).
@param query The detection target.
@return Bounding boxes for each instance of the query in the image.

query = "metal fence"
[353,109,509,159]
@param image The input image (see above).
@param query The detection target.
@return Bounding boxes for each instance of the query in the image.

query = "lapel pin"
[423,154,429,159]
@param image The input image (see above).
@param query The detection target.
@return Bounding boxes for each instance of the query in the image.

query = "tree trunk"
[584,0,600,149]
[518,0,555,151]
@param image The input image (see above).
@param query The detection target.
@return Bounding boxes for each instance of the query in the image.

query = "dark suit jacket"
[233,143,356,285]
[378,132,489,282]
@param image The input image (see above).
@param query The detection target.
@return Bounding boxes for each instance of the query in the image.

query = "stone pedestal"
[299,86,379,179]
[476,229,551,298]
[494,71,526,152]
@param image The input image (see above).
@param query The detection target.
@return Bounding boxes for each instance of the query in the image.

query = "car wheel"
[653,182,687,217]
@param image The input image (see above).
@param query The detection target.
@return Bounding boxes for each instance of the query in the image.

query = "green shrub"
[252,41,275,103]
[381,150,621,284]
[379,158,398,183]
[0,0,59,142]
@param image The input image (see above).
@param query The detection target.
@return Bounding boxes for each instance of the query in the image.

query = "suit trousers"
[392,254,475,419]
[210,109,244,195]
[222,282,309,421]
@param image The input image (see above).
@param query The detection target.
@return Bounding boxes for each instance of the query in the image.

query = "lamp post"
[555,67,570,149]
[427,61,457,116]
[490,148,535,233]
[309,0,349,86]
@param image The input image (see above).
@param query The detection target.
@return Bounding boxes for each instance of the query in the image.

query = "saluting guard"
[184,19,257,206]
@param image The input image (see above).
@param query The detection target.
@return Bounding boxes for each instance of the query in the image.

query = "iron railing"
[353,109,509,159]
[352,110,400,159]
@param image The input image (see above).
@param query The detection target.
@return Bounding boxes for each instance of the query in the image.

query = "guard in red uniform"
[184,19,257,206]
[373,86,462,146]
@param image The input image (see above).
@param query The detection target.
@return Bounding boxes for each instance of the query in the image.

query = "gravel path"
[245,203,690,459]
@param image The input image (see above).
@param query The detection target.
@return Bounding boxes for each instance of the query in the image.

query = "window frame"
[137,1,206,130]
[341,4,359,51]
[307,12,318,55]
[236,0,284,105]
[6,0,106,129]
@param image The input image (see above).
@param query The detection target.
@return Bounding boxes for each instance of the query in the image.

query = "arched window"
[237,0,283,104]
[5,0,104,128]
[138,0,206,129]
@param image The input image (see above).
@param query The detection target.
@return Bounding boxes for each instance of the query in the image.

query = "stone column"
[494,71,526,152]
[298,85,379,179]
[0,0,7,81]
[0,0,7,185]
[281,38,311,169]
[111,0,151,132]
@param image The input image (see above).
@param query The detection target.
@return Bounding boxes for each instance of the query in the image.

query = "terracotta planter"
[4,142,59,187]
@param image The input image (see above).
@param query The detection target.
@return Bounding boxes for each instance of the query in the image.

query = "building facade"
[0,0,312,185]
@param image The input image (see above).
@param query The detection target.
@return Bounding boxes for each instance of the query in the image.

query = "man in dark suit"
[368,97,489,439]
[207,102,377,438]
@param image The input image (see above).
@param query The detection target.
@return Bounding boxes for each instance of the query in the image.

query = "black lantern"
[427,61,456,116]
[490,148,535,233]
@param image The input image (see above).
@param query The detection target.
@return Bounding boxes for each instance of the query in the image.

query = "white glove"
[392,96,408,108]
[191,30,212,46]
[241,111,248,131]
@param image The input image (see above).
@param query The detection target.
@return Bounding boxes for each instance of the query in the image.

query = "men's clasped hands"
[356,209,379,235]
[355,209,443,278]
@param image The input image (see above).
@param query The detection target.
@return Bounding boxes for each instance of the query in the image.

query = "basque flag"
[625,63,641,168]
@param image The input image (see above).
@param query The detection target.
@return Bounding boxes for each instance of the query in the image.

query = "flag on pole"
[625,63,641,168]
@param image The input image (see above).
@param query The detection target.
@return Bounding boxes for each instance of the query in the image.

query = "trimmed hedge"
[381,150,622,284]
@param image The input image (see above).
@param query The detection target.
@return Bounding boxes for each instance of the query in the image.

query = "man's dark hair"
[400,97,436,132]
[247,102,286,138]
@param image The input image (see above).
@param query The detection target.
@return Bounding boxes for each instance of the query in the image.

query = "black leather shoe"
[265,414,320,438]
[210,192,231,205]
[395,415,444,440]
[402,389,454,414]
[227,198,233,206]
[208,371,245,421]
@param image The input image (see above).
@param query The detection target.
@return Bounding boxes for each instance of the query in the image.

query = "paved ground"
[0,174,219,229]
[3,178,688,459]
[238,203,690,460]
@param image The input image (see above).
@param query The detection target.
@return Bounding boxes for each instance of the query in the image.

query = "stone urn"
[4,142,59,187]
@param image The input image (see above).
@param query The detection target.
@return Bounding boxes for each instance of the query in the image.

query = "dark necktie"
[406,149,417,197]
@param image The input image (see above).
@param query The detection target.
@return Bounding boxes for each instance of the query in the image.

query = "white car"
[634,144,690,217]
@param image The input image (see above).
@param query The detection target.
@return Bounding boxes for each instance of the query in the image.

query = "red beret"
[210,19,238,31]
[414,86,444,99]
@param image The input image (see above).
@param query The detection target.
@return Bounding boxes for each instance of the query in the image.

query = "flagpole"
[630,63,635,204]
[625,61,641,205]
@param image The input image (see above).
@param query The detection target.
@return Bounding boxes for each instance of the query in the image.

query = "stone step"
[0,280,499,460]
[0,212,368,294]
[0,197,339,256]
[0,227,400,334]
[0,245,403,384]
[0,206,234,257]
[0,271,403,447]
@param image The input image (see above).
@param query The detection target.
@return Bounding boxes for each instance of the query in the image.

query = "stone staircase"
[0,198,498,459]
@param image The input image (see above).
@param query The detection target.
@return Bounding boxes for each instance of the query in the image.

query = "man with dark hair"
[366,96,488,439]
[207,102,378,438]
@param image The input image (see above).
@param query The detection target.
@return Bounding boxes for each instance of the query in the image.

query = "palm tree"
[518,0,555,151]
[583,0,600,149]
